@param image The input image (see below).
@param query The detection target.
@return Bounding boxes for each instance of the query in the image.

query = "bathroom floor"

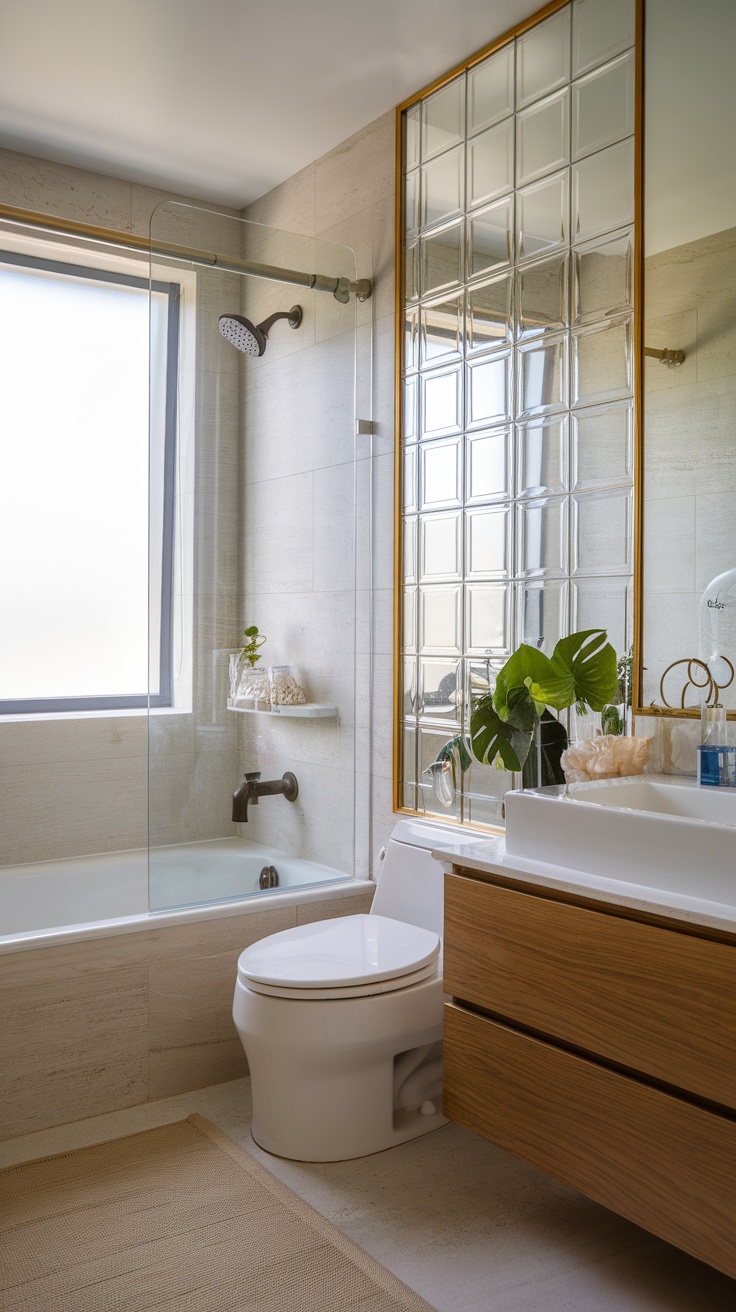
[1,1079,734,1312]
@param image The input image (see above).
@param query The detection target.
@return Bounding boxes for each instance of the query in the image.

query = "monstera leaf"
[470,685,537,773]
[494,629,617,718]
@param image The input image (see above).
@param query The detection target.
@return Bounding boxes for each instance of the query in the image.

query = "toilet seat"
[237,913,440,1001]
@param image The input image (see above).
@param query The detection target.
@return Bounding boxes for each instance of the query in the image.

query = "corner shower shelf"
[227,702,338,719]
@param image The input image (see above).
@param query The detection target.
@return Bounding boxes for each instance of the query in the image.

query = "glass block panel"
[572,228,633,324]
[573,138,634,243]
[465,582,512,655]
[402,724,417,811]
[516,416,569,498]
[403,376,418,443]
[421,146,464,230]
[516,89,569,187]
[404,105,421,172]
[468,119,514,209]
[467,273,513,352]
[572,50,635,161]
[465,656,497,711]
[418,585,462,653]
[466,506,512,579]
[421,221,464,296]
[403,516,417,584]
[405,241,419,303]
[421,366,463,439]
[419,436,463,510]
[468,197,514,278]
[572,575,631,655]
[403,587,417,651]
[573,0,636,78]
[517,251,568,340]
[517,578,568,653]
[572,401,632,489]
[419,511,463,582]
[518,170,569,261]
[467,350,512,428]
[421,294,463,366]
[466,428,512,505]
[405,169,420,240]
[517,496,568,578]
[516,7,571,108]
[403,445,417,512]
[466,790,507,827]
[403,656,418,715]
[517,333,568,418]
[468,45,514,135]
[572,488,632,575]
[419,657,462,723]
[422,78,465,161]
[572,315,632,408]
[404,309,419,372]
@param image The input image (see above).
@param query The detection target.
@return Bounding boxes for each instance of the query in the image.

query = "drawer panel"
[444,1004,736,1279]
[444,873,736,1109]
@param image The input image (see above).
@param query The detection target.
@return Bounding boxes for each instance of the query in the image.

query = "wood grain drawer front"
[444,873,736,1110]
[444,1004,736,1279]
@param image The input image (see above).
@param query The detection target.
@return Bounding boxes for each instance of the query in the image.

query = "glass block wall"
[399,0,636,825]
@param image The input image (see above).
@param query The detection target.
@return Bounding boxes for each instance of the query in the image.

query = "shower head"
[218,305,302,356]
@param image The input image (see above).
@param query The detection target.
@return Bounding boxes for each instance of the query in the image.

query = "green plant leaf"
[548,628,618,711]
[470,686,537,772]
[520,711,568,788]
[492,646,557,719]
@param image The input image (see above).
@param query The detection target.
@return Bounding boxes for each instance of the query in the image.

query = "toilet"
[232,818,469,1161]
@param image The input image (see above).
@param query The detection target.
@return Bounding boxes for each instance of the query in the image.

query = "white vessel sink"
[504,775,736,903]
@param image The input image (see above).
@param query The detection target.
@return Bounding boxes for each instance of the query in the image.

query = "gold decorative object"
[655,657,735,711]
[561,735,650,784]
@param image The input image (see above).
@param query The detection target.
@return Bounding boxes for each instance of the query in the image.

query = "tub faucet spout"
[232,770,299,823]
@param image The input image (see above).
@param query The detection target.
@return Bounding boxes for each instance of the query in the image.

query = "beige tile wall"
[0,885,374,1140]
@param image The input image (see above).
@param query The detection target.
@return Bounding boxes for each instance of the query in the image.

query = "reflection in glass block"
[468,45,514,135]
[467,273,513,352]
[466,428,511,504]
[420,511,463,582]
[467,351,512,428]
[403,376,417,443]
[573,488,631,575]
[405,241,419,302]
[403,446,417,512]
[573,228,632,324]
[518,170,569,260]
[572,50,635,161]
[405,105,421,171]
[403,587,417,651]
[517,497,568,577]
[419,436,463,509]
[419,585,462,653]
[465,582,511,654]
[516,89,569,187]
[405,170,419,240]
[573,138,634,242]
[468,119,514,209]
[422,147,464,230]
[572,316,632,408]
[421,221,464,296]
[421,366,462,438]
[403,657,418,715]
[421,295,463,365]
[422,78,465,161]
[516,7,571,108]
[517,578,568,653]
[573,0,636,78]
[572,401,633,489]
[466,506,511,579]
[517,333,568,417]
[403,517,417,584]
[419,657,462,724]
[572,575,631,655]
[404,309,419,372]
[402,724,417,811]
[466,790,507,827]
[517,252,568,339]
[465,656,498,715]
[516,416,568,498]
[468,198,514,277]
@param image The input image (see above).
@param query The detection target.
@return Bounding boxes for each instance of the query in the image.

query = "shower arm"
[0,202,373,303]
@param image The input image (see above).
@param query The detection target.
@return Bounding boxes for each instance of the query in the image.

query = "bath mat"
[0,1114,436,1312]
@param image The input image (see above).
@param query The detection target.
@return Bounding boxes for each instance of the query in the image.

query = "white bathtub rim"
[0,877,372,955]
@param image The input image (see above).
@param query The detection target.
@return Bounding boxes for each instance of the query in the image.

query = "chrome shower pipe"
[0,203,373,303]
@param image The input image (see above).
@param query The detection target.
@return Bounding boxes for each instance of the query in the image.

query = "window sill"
[0,706,193,724]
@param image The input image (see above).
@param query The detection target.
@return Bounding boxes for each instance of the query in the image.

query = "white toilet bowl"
[232,819,470,1162]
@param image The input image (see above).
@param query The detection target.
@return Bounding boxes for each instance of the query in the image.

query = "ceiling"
[0,0,541,209]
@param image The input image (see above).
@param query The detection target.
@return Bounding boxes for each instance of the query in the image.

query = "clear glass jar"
[229,655,271,709]
[269,664,307,707]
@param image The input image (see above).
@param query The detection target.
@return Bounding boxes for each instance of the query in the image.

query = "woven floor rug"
[0,1114,437,1312]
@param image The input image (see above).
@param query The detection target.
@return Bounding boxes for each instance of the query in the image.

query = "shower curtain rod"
[0,202,372,303]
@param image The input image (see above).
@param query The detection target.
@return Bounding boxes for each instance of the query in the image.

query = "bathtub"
[0,836,365,952]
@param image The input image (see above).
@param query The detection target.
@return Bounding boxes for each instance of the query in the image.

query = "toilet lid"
[237,913,440,991]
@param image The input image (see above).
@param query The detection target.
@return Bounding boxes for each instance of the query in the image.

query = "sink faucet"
[232,770,299,823]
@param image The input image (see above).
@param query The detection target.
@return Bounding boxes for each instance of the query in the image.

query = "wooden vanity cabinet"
[443,868,736,1279]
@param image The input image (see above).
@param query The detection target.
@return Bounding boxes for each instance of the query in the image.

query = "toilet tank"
[370,818,479,937]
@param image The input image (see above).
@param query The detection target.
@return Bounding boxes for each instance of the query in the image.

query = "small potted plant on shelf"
[229,626,270,710]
